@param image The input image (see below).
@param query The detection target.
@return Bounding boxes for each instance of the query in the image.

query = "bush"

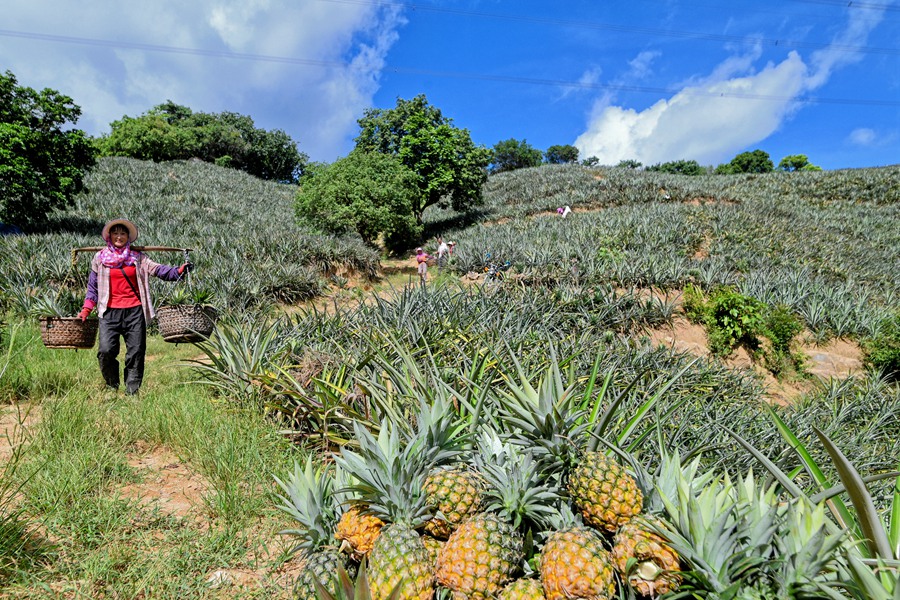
[705,287,766,357]
[762,304,804,376]
[681,283,708,324]
[862,313,900,380]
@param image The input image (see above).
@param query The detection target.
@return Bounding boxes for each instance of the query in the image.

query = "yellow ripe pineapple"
[436,435,557,600]
[421,534,445,572]
[336,505,384,557]
[335,400,466,600]
[611,515,681,596]
[499,578,546,600]
[568,451,643,533]
[540,526,616,600]
[423,466,485,539]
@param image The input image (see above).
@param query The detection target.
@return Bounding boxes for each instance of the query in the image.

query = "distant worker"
[436,236,450,269]
[415,247,433,285]
[558,205,572,218]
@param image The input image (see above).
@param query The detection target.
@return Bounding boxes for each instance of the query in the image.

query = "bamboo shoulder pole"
[71,246,193,254]
[70,246,193,267]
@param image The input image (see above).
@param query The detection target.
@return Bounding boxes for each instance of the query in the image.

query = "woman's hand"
[78,307,92,321]
[178,262,194,275]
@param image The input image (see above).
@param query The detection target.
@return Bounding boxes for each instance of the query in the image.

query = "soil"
[646,316,864,405]
[0,402,40,464]
[118,440,209,521]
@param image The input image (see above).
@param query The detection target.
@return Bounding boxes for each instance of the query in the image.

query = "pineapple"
[274,457,350,600]
[611,515,681,597]
[497,358,642,533]
[540,526,615,600]
[336,505,384,557]
[498,578,546,600]
[436,435,557,600]
[422,465,485,539]
[335,400,465,600]
[421,534,445,571]
[567,451,643,533]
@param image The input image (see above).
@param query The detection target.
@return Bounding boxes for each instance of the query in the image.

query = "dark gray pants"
[97,306,146,394]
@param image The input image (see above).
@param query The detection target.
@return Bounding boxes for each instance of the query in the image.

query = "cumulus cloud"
[0,0,406,161]
[575,8,887,166]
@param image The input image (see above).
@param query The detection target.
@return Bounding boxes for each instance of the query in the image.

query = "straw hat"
[102,218,138,243]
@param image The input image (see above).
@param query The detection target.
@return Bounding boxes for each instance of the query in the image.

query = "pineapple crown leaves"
[474,432,560,531]
[496,348,586,475]
[334,417,453,526]
[274,456,343,552]
[313,558,402,600]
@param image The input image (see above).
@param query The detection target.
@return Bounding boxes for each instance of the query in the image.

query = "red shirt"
[107,265,142,308]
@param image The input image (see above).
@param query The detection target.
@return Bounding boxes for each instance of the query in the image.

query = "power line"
[318,0,900,56]
[2,28,898,107]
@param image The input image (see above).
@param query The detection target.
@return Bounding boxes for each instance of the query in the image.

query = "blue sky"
[1,0,897,170]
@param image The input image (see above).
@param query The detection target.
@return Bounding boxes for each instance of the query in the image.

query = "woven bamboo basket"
[157,305,217,343]
[39,317,99,349]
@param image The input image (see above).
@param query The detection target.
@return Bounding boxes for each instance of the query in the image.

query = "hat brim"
[102,218,138,243]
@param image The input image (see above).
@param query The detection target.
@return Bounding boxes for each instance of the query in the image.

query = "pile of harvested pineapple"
[276,382,681,600]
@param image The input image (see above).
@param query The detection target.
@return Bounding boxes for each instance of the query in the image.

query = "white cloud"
[848,127,877,146]
[575,52,807,165]
[627,51,660,80]
[0,0,406,161]
[575,8,887,166]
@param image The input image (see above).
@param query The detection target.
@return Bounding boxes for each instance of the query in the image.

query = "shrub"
[705,287,766,357]
[862,313,900,380]
[762,304,804,376]
[681,283,708,324]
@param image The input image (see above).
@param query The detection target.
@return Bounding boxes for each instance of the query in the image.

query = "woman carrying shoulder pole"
[79,218,192,396]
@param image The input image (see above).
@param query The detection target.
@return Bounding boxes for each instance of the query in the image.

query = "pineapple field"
[0,158,899,598]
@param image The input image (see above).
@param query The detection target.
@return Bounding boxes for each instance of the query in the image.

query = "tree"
[581,156,600,167]
[490,138,543,173]
[96,102,307,182]
[646,159,704,176]
[616,159,642,169]
[545,144,579,164]
[355,95,491,223]
[722,149,774,174]
[778,154,821,172]
[0,70,96,229]
[295,151,420,252]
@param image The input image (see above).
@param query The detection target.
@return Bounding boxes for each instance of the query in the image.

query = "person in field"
[79,218,192,395]
[436,236,450,269]
[415,247,433,285]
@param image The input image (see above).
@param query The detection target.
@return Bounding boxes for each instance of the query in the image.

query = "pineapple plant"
[422,465,486,539]
[274,456,351,600]
[334,399,465,600]
[610,515,681,596]
[436,434,557,600]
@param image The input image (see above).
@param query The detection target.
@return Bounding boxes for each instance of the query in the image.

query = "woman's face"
[109,226,129,249]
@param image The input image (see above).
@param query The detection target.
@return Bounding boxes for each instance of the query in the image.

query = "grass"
[0,326,304,597]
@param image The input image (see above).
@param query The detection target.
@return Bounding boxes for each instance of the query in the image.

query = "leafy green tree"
[490,138,543,173]
[722,149,774,174]
[581,156,600,167]
[96,102,307,182]
[778,154,822,172]
[295,151,420,251]
[646,159,704,176]
[355,95,491,223]
[544,144,579,164]
[616,159,642,169]
[0,70,96,229]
